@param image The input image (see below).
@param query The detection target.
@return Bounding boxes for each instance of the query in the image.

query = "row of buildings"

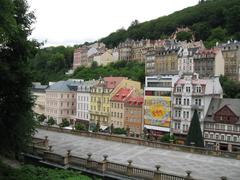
[73,39,240,81]
[33,73,240,152]
[33,77,144,136]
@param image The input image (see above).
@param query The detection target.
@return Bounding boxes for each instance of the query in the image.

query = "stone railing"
[23,138,229,180]
[24,145,191,180]
[38,125,240,160]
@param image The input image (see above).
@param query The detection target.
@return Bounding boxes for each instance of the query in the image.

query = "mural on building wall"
[144,96,171,127]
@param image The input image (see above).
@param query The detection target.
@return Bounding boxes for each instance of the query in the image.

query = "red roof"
[111,88,132,102]
[195,48,219,55]
[127,96,144,106]
[103,77,126,89]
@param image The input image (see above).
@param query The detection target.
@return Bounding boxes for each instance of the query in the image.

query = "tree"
[47,117,55,126]
[0,0,37,155]
[94,120,100,132]
[110,123,114,134]
[219,75,240,98]
[160,134,176,143]
[59,118,70,127]
[185,109,204,147]
[75,123,86,131]
[176,31,193,42]
[37,114,46,123]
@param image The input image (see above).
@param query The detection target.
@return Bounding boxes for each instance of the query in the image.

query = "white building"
[178,47,198,74]
[171,73,223,142]
[144,75,180,137]
[76,80,98,128]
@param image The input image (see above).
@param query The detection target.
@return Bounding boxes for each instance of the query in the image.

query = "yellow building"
[32,83,48,115]
[90,77,141,130]
[156,48,179,75]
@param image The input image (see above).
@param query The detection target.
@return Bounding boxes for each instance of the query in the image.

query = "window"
[227,136,231,141]
[186,87,191,93]
[178,110,181,117]
[216,134,219,140]
[196,86,202,93]
[204,133,208,138]
[227,125,232,131]
[176,87,182,93]
[221,135,225,141]
[233,136,237,142]
[177,123,180,129]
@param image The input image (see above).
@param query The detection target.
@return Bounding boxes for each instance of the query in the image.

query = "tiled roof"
[103,77,126,89]
[195,48,219,55]
[205,98,240,124]
[111,88,132,102]
[126,96,144,106]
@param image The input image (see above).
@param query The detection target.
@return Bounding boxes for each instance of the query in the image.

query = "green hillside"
[70,61,145,84]
[100,0,240,48]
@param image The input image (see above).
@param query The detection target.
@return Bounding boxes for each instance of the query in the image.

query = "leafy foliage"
[59,118,70,127]
[75,123,87,131]
[113,128,126,135]
[176,32,193,42]
[37,114,46,122]
[71,60,145,85]
[29,46,74,84]
[101,0,240,48]
[220,75,240,98]
[0,162,93,180]
[0,0,37,155]
[47,117,55,126]
[185,109,204,147]
[160,134,176,143]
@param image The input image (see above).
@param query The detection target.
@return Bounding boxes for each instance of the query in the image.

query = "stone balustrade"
[23,140,231,180]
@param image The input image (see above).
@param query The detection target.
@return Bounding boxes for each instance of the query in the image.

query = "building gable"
[214,105,239,124]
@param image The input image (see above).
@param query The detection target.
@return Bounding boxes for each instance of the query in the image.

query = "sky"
[28,0,200,47]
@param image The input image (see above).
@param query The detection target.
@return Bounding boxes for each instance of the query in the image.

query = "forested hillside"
[101,0,240,48]
[70,61,145,84]
[29,46,74,83]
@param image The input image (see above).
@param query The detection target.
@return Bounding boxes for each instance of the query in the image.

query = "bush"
[59,118,70,127]
[47,117,55,126]
[160,134,176,143]
[113,128,126,135]
[37,114,46,122]
[0,161,93,180]
[75,123,86,131]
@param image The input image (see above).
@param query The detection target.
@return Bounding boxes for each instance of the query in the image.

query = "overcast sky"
[28,0,199,47]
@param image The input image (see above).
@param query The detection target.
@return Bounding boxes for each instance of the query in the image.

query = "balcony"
[191,104,204,110]
[172,104,182,109]
[172,117,182,121]
[173,92,182,96]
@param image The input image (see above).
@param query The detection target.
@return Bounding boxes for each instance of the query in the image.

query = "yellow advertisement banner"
[144,96,171,127]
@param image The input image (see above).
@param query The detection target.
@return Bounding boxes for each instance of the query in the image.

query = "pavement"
[35,129,240,180]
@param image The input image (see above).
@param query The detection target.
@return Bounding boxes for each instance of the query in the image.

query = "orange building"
[124,97,144,137]
[110,88,133,128]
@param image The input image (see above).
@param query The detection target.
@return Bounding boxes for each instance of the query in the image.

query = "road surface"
[35,129,240,180]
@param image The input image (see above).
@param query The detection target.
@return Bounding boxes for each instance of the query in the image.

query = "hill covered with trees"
[70,61,145,84]
[100,0,240,48]
[29,46,74,84]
